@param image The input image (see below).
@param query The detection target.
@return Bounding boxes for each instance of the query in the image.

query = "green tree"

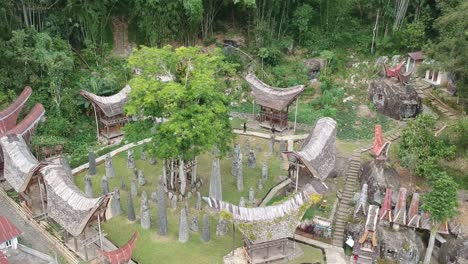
[422,172,458,264]
[399,115,455,176]
[126,45,235,187]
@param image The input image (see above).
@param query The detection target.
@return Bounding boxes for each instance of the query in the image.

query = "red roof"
[0,251,9,264]
[373,125,383,157]
[98,231,138,264]
[0,216,22,243]
[408,51,424,61]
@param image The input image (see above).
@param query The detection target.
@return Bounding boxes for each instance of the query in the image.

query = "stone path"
[332,151,361,247]
[295,233,347,264]
[414,78,460,120]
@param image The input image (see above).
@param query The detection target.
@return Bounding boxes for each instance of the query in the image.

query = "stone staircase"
[332,151,361,247]
[413,78,460,120]
[357,249,375,264]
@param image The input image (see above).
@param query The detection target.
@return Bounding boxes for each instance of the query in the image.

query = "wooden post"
[93,104,99,142]
[73,237,77,251]
[294,98,299,133]
[82,231,88,260]
[295,164,299,193]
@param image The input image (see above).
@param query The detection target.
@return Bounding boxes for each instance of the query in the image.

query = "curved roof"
[204,184,316,222]
[0,87,32,134]
[0,134,42,192]
[245,74,305,111]
[286,117,336,180]
[41,164,110,237]
[98,231,138,264]
[7,103,45,141]
[80,85,131,117]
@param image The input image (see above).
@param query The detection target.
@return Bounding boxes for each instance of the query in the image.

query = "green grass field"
[74,135,309,263]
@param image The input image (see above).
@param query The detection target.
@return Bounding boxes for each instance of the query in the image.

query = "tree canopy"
[126,46,235,160]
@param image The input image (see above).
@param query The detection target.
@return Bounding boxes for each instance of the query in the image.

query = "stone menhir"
[369,77,422,120]
[84,175,93,198]
[140,150,147,161]
[239,197,246,207]
[178,207,189,243]
[244,138,250,155]
[209,158,222,200]
[110,188,122,217]
[236,152,244,191]
[132,168,138,180]
[127,193,136,221]
[202,214,210,242]
[105,154,115,178]
[101,176,109,195]
[258,179,263,190]
[248,187,255,205]
[149,157,157,165]
[171,196,177,209]
[141,191,151,229]
[179,159,186,195]
[231,143,241,176]
[216,218,228,236]
[262,161,268,180]
[120,178,127,190]
[247,150,256,168]
[196,192,202,210]
[127,149,135,169]
[269,135,275,155]
[138,169,147,186]
[157,183,168,235]
[131,179,138,197]
[88,151,97,176]
[191,216,199,232]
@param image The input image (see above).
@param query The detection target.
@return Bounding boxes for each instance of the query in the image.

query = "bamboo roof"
[7,103,45,141]
[40,164,110,237]
[98,231,138,264]
[80,85,131,117]
[245,73,305,111]
[286,117,337,180]
[0,87,32,135]
[0,134,42,192]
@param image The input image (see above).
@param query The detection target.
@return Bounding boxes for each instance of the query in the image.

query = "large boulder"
[361,160,400,205]
[378,226,425,264]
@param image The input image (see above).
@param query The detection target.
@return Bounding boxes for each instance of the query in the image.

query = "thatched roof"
[0,87,32,135]
[204,184,316,222]
[408,51,424,61]
[286,117,336,180]
[245,73,305,111]
[80,85,131,117]
[365,205,380,232]
[7,103,45,141]
[0,134,41,192]
[41,164,110,237]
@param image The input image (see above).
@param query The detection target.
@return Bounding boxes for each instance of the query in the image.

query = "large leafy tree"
[422,172,458,264]
[126,45,235,162]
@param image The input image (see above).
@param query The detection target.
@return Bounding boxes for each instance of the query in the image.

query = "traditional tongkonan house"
[0,87,32,135]
[80,85,131,143]
[380,188,393,222]
[244,73,305,131]
[407,193,420,228]
[284,117,336,192]
[373,125,390,160]
[40,164,112,260]
[98,231,138,264]
[406,51,424,73]
[393,188,408,228]
[354,205,379,264]
[0,135,47,217]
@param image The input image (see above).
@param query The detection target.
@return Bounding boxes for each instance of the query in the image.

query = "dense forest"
[0,0,466,165]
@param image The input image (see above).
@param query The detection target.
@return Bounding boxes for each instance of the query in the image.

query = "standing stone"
[258,179,263,190]
[178,207,189,243]
[202,214,210,242]
[269,135,275,155]
[171,196,177,209]
[216,218,228,236]
[236,152,244,191]
[85,175,93,198]
[105,154,115,179]
[255,144,261,153]
[127,149,135,169]
[157,183,168,235]
[101,176,109,195]
[192,157,198,185]
[151,192,157,202]
[247,150,256,168]
[190,216,199,232]
[132,168,138,180]
[127,194,136,221]
[131,180,138,197]
[120,178,127,190]
[231,144,241,176]
[140,150,147,161]
[110,188,122,217]
[244,139,250,155]
[239,197,246,207]
[179,159,186,195]
[149,157,157,165]
[196,192,202,210]
[262,161,268,180]
[249,187,255,205]
[141,191,151,229]
[88,151,97,176]
[209,159,222,200]
[138,169,147,186]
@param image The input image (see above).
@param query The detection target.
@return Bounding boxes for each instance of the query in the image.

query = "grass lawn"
[75,135,287,263]
[289,243,324,264]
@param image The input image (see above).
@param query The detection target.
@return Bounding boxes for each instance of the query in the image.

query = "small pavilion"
[244,73,305,131]
[80,85,131,143]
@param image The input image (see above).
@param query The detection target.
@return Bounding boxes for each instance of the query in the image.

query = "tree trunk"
[423,228,437,264]
[371,9,380,54]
